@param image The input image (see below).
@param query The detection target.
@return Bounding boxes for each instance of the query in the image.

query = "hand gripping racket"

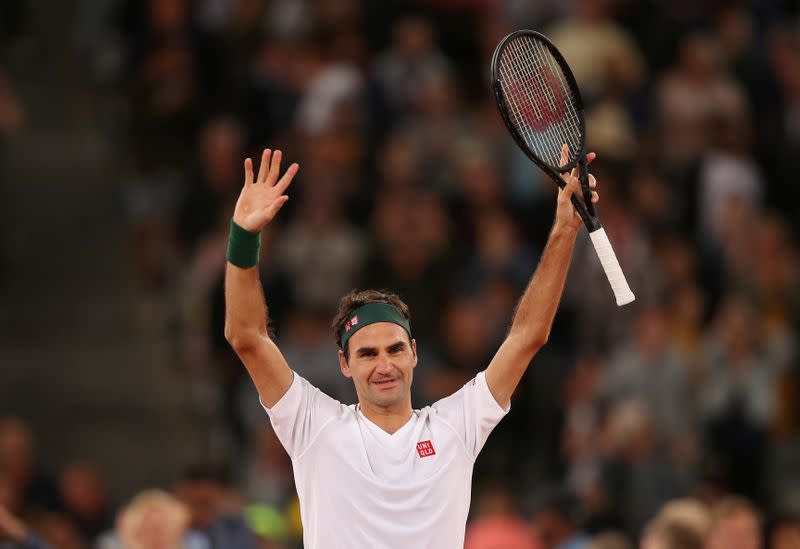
[491,30,635,306]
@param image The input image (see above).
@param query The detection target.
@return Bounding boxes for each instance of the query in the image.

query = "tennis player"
[224,148,598,548]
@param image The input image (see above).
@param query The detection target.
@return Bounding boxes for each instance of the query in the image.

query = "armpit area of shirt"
[260,370,299,413]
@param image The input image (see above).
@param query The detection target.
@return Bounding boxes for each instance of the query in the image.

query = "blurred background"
[1,0,800,547]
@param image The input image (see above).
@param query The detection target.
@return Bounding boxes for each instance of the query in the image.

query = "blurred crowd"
[0,1,25,291]
[4,0,800,547]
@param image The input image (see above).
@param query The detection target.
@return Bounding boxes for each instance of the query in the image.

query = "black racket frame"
[491,29,600,231]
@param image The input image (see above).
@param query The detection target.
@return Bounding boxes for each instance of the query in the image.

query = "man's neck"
[358,400,414,435]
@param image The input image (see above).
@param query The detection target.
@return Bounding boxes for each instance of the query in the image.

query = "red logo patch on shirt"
[416,440,436,458]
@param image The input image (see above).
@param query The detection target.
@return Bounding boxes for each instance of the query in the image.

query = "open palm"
[233,149,299,232]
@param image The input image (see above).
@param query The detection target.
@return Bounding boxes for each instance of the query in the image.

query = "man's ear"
[411,339,418,369]
[339,349,352,378]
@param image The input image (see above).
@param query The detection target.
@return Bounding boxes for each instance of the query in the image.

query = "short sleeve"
[262,372,343,459]
[431,371,510,459]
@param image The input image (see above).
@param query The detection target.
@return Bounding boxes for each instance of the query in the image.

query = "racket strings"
[520,40,573,164]
[513,39,566,160]
[503,41,562,163]
[497,36,583,169]
[527,39,583,149]
[511,39,581,164]
[506,38,582,161]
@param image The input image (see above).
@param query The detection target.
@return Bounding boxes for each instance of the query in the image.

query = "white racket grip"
[589,228,635,306]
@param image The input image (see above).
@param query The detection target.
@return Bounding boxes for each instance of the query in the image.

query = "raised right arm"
[224,149,299,408]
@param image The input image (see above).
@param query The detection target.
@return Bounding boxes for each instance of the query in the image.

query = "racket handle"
[588,228,635,306]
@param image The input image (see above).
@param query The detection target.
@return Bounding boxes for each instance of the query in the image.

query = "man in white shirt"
[224,148,598,548]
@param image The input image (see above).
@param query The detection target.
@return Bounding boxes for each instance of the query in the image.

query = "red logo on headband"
[344,315,359,333]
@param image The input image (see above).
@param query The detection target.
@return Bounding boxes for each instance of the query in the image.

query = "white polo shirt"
[263,370,509,548]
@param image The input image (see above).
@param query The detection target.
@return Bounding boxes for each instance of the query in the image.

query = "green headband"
[340,302,412,351]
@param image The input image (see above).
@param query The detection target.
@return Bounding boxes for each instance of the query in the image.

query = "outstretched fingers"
[274,162,300,194]
[264,195,290,220]
[267,149,283,185]
[243,157,254,186]
[256,149,272,184]
[244,147,298,198]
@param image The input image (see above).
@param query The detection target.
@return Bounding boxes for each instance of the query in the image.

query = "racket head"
[491,30,587,177]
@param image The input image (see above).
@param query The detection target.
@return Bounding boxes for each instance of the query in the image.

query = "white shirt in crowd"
[263,370,509,548]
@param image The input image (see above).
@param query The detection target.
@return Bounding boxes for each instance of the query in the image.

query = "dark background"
[1,0,800,547]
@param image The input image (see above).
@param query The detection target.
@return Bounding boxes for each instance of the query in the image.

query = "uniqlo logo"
[416,440,435,458]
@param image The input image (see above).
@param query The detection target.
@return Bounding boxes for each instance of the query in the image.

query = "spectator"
[275,162,367,311]
[177,115,246,258]
[57,462,112,541]
[0,419,58,514]
[701,296,782,499]
[530,486,591,549]
[238,427,295,512]
[602,305,696,446]
[0,505,47,549]
[546,0,645,102]
[767,513,800,549]
[123,0,227,171]
[655,33,748,170]
[275,307,352,402]
[465,485,540,549]
[0,72,23,139]
[587,532,631,549]
[560,357,610,531]
[241,38,301,148]
[640,519,703,549]
[374,15,452,117]
[705,496,762,549]
[28,513,85,549]
[0,69,23,290]
[173,466,257,549]
[653,498,711,541]
[98,489,192,549]
[599,400,687,537]
[563,160,653,354]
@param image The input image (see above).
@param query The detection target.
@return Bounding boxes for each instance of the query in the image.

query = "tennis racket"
[491,30,635,306]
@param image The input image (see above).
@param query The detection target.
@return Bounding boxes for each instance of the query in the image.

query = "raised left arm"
[485,154,597,407]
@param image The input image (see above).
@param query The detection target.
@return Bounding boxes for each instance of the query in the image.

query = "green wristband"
[227,219,261,268]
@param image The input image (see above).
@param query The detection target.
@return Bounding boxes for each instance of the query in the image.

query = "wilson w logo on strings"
[509,67,566,131]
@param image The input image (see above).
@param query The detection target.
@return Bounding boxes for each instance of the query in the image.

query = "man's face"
[339,323,417,409]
